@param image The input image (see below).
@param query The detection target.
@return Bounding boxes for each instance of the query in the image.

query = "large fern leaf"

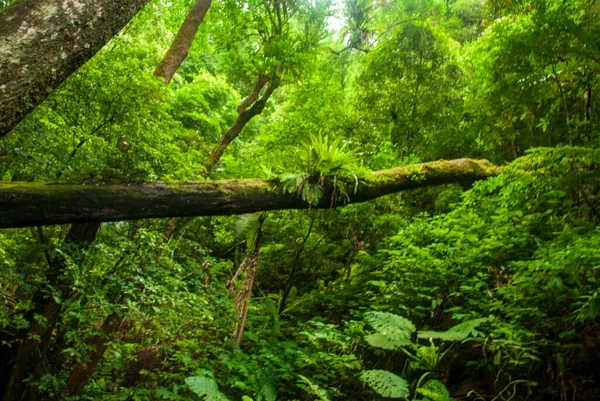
[253,367,278,401]
[360,370,409,399]
[185,376,230,401]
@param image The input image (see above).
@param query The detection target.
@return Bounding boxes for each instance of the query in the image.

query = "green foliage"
[416,379,453,401]
[464,0,600,159]
[299,133,360,177]
[186,375,231,400]
[354,21,465,159]
[360,370,410,399]
[417,318,487,342]
[2,0,600,398]
[277,134,366,206]
[364,311,415,349]
[361,311,481,398]
[234,213,265,249]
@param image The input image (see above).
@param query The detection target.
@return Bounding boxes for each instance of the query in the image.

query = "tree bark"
[0,159,499,228]
[153,0,212,84]
[237,75,269,114]
[229,215,265,347]
[0,0,152,137]
[64,312,125,395]
[202,74,282,173]
[2,223,101,401]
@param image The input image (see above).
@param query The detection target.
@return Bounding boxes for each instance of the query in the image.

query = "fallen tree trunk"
[0,0,152,137]
[0,158,500,228]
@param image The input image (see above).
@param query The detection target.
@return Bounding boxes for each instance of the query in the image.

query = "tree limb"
[154,0,213,84]
[0,159,499,228]
[202,72,282,173]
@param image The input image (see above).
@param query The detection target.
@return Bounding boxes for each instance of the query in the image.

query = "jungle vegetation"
[0,0,599,400]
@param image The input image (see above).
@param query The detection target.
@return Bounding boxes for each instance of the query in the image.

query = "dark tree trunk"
[64,312,125,395]
[154,0,212,83]
[0,0,152,137]
[0,159,500,228]
[2,223,101,401]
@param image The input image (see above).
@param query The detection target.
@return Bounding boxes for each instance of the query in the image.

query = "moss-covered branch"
[0,158,500,228]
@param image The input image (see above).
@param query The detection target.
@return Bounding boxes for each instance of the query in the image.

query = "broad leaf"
[365,332,411,350]
[361,370,410,399]
[417,318,487,342]
[416,379,453,401]
[365,311,416,340]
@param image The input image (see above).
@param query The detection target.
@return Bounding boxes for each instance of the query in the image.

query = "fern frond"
[185,376,230,401]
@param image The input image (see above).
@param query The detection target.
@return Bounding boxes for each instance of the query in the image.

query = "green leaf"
[365,311,416,340]
[417,380,453,401]
[365,332,411,350]
[185,376,230,401]
[360,370,409,399]
[417,318,487,342]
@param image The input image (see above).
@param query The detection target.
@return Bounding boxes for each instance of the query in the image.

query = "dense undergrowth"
[1,0,600,399]
[3,148,598,400]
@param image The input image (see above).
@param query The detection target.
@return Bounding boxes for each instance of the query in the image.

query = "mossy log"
[0,158,500,228]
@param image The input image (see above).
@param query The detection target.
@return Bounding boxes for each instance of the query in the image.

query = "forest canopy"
[0,0,599,400]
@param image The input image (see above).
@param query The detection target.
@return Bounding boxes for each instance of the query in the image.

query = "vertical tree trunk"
[0,0,152,137]
[153,0,213,83]
[64,312,125,395]
[229,216,265,347]
[3,223,101,401]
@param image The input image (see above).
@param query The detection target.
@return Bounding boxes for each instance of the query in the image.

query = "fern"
[278,133,366,206]
[297,374,331,401]
[362,312,487,400]
[253,367,278,401]
[301,133,358,176]
[185,376,230,401]
[361,370,410,399]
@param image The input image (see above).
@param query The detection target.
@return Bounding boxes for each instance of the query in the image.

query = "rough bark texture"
[153,0,212,83]
[2,223,101,401]
[0,0,152,137]
[0,159,499,228]
[229,215,265,347]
